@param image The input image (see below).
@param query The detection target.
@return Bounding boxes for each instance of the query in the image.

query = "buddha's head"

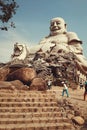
[50,17,67,36]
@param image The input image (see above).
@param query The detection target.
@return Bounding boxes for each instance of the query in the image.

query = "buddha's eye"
[51,22,54,26]
[56,21,60,25]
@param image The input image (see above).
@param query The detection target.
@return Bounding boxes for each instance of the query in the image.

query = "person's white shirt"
[63,83,68,90]
[48,80,52,85]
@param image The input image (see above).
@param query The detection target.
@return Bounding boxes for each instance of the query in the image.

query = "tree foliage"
[0,0,19,30]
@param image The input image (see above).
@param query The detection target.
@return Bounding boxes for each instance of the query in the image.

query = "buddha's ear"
[65,24,67,28]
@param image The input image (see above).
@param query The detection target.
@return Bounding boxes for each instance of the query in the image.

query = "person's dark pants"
[48,85,51,89]
[80,85,83,89]
[84,92,87,100]
[62,89,69,97]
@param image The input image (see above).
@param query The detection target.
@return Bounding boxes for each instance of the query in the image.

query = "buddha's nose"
[53,22,57,26]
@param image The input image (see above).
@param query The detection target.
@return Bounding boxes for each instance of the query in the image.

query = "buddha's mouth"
[51,27,61,31]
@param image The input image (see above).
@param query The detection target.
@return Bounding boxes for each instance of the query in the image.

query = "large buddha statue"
[11,17,87,75]
[38,17,87,73]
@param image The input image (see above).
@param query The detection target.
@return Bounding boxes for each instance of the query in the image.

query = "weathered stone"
[10,80,29,90]
[74,109,83,117]
[72,116,85,125]
[0,81,14,90]
[0,80,28,90]
[7,67,36,85]
[67,113,74,119]
[0,67,10,81]
[30,77,47,91]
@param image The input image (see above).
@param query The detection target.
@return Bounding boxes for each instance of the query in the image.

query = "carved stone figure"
[11,18,85,65]
[38,17,87,73]
[11,42,30,60]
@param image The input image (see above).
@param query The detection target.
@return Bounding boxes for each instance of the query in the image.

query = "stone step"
[0,112,64,118]
[0,90,73,130]
[0,97,56,102]
[0,117,70,124]
[0,122,72,130]
[0,92,56,98]
[0,91,55,97]
[0,90,55,94]
[0,101,57,107]
[0,106,61,113]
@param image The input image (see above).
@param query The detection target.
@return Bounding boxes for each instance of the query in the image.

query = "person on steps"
[62,81,69,97]
[84,80,87,101]
[47,80,52,89]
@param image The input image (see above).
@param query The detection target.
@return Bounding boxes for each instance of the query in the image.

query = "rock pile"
[57,98,85,129]
[0,50,79,90]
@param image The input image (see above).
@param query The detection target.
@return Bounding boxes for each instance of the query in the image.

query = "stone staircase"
[0,89,73,130]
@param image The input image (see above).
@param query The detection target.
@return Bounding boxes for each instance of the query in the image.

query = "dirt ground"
[52,85,86,99]
[51,85,87,111]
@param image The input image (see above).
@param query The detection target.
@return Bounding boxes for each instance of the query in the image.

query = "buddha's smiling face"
[50,17,67,36]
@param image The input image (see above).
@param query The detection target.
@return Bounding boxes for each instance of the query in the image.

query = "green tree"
[0,0,19,30]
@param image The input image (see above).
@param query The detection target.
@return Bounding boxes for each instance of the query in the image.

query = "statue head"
[50,17,67,36]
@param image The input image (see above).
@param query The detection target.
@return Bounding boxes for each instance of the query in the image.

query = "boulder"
[30,77,47,91]
[0,80,29,90]
[7,67,36,85]
[0,67,10,81]
[0,81,14,90]
[10,80,29,90]
[72,116,85,125]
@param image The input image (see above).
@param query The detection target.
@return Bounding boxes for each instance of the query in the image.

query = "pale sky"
[0,0,87,62]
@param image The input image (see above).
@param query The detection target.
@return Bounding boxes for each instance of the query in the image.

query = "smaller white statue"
[11,42,30,60]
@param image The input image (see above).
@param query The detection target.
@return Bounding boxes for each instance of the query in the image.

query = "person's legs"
[84,92,86,100]
[66,89,69,97]
[62,89,65,96]
[84,92,87,100]
[49,85,51,89]
[48,85,51,89]
[80,85,83,89]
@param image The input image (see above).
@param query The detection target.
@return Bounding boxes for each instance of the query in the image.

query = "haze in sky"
[0,0,87,62]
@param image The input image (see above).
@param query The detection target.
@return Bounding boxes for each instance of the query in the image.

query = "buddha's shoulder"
[66,32,81,42]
